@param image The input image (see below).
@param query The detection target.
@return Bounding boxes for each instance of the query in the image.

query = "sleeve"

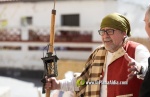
[135,45,150,79]
[59,77,79,91]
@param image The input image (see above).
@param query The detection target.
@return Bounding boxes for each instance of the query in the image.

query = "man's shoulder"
[127,40,140,45]
[95,44,105,50]
[126,40,142,49]
[126,40,149,51]
[91,45,106,55]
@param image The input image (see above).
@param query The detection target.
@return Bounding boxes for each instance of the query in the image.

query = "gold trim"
[116,94,133,97]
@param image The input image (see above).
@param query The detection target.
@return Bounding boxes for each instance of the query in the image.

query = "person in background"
[139,4,150,97]
[45,13,150,97]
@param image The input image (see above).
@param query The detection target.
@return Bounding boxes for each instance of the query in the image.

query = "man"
[45,13,149,97]
[139,4,150,97]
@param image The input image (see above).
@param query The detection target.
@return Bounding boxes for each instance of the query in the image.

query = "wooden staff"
[46,0,56,97]
[49,1,56,53]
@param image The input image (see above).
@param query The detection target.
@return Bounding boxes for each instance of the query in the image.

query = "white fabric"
[60,44,150,96]
[60,77,79,91]
[100,51,113,97]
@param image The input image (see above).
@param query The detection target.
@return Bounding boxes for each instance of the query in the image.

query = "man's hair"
[147,4,150,22]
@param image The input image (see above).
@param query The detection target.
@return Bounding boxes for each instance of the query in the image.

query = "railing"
[0,28,21,41]
[0,42,100,70]
[0,27,92,42]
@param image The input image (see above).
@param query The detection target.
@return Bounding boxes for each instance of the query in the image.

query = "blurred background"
[0,0,150,97]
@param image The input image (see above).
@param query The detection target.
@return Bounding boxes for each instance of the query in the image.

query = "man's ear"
[148,22,150,27]
[122,31,127,36]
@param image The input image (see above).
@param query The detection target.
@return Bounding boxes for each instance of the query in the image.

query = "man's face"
[144,12,150,37]
[100,27,126,52]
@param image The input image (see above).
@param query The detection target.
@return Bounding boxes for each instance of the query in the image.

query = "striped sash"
[76,46,106,97]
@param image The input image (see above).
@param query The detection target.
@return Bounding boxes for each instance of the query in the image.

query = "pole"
[46,0,56,97]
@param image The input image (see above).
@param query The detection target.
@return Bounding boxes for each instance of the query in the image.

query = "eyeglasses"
[98,29,115,36]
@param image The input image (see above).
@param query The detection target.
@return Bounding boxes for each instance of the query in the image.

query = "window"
[61,14,79,26]
[21,16,32,26]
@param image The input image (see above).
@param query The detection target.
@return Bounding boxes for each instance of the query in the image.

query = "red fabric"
[107,41,143,97]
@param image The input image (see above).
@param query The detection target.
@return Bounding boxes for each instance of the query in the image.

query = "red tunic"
[107,41,143,97]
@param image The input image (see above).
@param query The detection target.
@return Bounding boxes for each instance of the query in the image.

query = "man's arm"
[124,44,150,81]
[59,77,79,91]
[135,45,150,79]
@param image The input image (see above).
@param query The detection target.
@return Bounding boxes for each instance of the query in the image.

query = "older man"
[139,4,150,97]
[45,13,149,97]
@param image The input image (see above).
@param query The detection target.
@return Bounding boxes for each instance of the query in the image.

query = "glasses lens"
[98,29,115,36]
[106,29,114,35]
[98,30,104,35]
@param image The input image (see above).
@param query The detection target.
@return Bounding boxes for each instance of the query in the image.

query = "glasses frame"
[98,29,115,36]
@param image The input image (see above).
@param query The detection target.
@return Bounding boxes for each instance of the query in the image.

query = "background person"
[139,4,150,97]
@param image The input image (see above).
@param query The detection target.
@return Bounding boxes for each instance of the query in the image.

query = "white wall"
[0,0,148,40]
[118,0,149,38]
[0,0,118,42]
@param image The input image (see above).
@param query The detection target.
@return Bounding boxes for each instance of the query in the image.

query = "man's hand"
[45,76,61,90]
[124,53,142,81]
